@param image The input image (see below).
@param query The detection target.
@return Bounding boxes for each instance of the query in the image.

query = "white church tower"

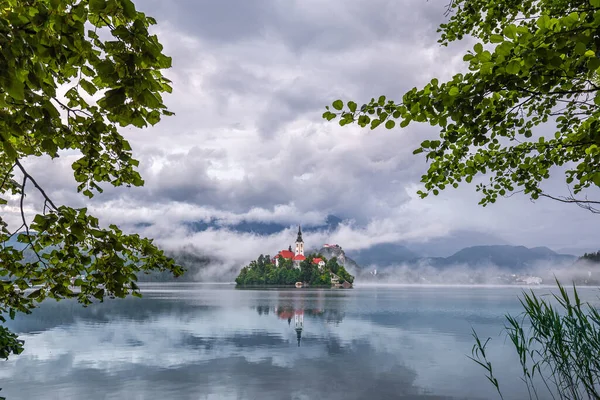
[295,225,304,256]
[294,311,304,347]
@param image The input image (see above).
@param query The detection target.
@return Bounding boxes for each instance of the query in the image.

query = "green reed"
[470,279,600,400]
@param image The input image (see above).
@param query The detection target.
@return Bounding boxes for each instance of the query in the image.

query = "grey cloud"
[138,0,445,51]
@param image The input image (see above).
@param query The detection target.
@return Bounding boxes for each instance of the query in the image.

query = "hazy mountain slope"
[404,230,511,257]
[442,245,575,269]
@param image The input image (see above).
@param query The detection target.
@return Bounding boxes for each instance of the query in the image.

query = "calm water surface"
[2,284,599,400]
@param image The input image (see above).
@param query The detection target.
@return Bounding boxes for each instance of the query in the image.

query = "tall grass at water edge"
[470,280,600,400]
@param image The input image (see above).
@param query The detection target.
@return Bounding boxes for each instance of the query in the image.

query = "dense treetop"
[0,0,182,359]
[579,251,600,263]
[235,254,354,286]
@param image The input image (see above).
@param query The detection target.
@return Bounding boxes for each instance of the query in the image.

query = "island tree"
[0,0,182,359]
[324,0,600,213]
[235,253,352,286]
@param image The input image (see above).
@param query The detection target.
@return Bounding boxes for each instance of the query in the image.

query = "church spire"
[295,225,304,256]
[294,311,304,347]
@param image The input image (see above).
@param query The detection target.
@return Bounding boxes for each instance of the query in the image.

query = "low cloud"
[360,260,600,286]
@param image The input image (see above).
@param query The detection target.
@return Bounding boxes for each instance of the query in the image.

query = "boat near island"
[295,282,303,288]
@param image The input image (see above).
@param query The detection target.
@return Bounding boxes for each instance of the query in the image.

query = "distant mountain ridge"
[420,245,576,269]
[347,244,575,270]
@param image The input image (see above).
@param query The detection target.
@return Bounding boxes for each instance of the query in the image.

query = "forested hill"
[576,251,600,264]
[235,254,354,286]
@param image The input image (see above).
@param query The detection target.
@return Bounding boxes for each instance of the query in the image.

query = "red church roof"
[313,258,323,264]
[277,250,294,259]
[293,254,306,261]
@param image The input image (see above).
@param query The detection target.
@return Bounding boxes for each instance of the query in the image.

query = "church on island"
[273,226,326,269]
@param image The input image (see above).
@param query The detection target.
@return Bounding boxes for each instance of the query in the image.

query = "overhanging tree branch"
[18,176,48,267]
[14,159,58,212]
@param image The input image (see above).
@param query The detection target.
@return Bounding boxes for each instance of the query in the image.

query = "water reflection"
[257,303,347,347]
[2,284,591,399]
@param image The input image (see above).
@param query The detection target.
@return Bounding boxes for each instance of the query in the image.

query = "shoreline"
[234,284,351,289]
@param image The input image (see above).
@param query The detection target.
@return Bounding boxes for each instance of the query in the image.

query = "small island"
[235,226,354,288]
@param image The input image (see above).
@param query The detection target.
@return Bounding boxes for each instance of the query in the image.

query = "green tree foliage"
[0,0,182,359]
[326,257,340,274]
[235,254,301,286]
[235,254,351,286]
[336,265,354,284]
[299,257,318,283]
[324,0,600,210]
[579,250,600,262]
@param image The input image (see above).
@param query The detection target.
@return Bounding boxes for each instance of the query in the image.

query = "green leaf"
[79,79,97,95]
[536,15,550,29]
[89,0,107,13]
[448,86,460,96]
[574,41,587,55]
[139,89,162,108]
[147,110,161,125]
[71,223,85,240]
[28,289,43,299]
[385,120,395,129]
[347,101,357,113]
[506,60,521,74]
[93,288,105,300]
[99,88,126,109]
[474,43,483,53]
[156,55,172,69]
[490,34,504,43]
[120,0,137,18]
[6,74,24,100]
[503,24,518,39]
[332,100,344,110]
[41,138,58,155]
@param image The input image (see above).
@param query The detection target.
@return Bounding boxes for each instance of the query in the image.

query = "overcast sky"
[5,0,600,264]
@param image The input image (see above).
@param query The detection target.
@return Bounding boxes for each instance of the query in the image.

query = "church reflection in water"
[253,292,346,347]
[274,307,341,347]
[274,308,306,346]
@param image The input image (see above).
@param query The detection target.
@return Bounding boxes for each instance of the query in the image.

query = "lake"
[1,284,599,400]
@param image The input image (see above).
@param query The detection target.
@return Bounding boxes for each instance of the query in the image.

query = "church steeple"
[295,225,304,256]
[294,311,304,347]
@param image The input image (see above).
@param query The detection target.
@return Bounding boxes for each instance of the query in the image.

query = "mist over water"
[172,251,600,286]
[356,261,600,286]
